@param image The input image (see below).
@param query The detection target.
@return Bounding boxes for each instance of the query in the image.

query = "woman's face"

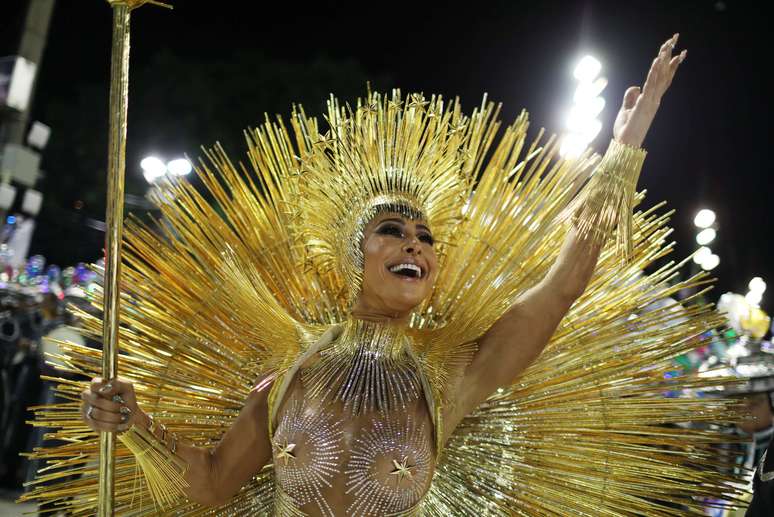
[356,212,438,316]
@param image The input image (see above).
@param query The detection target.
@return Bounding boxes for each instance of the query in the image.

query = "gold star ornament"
[390,456,414,485]
[275,441,297,465]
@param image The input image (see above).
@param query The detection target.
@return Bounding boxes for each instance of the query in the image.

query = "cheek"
[363,236,381,258]
[362,237,390,278]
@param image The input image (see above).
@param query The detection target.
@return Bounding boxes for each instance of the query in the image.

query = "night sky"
[2,0,772,310]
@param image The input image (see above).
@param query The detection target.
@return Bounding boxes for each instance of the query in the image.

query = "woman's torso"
[270,350,437,516]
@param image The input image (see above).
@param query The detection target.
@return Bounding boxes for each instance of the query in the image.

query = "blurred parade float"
[681,281,774,516]
[701,286,774,466]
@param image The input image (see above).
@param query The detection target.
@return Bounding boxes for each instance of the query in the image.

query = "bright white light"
[559,133,588,159]
[574,77,608,103]
[140,156,166,183]
[581,96,606,118]
[746,290,763,307]
[693,209,716,229]
[566,108,602,135]
[693,246,712,265]
[561,56,606,158]
[749,277,767,294]
[6,57,37,111]
[573,55,602,83]
[167,158,192,176]
[567,97,604,124]
[696,228,717,246]
[579,119,603,141]
[700,253,720,271]
[142,170,159,184]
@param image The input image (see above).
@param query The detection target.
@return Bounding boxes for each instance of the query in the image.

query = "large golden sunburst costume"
[22,91,747,515]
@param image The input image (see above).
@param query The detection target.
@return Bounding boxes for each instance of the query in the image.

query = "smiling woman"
[354,213,439,319]
[21,37,749,517]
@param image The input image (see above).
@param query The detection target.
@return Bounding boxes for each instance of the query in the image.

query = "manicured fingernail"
[112,395,125,404]
[120,406,132,415]
[121,414,129,422]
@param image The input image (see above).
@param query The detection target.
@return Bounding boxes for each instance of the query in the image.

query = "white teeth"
[389,263,422,277]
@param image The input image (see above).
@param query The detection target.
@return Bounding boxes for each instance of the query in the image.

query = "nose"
[403,236,421,255]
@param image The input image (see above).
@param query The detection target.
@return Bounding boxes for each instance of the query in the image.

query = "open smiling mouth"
[387,263,424,280]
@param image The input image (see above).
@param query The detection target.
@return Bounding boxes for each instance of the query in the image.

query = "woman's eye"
[377,225,403,237]
[419,233,435,246]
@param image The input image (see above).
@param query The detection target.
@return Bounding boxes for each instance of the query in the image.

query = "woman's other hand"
[80,377,143,433]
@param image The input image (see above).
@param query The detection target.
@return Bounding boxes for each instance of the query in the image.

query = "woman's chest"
[271,389,436,516]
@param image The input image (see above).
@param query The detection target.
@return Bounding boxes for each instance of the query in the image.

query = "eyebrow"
[377,218,405,226]
[377,218,432,234]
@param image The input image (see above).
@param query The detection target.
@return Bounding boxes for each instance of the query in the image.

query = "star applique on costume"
[275,440,297,465]
[390,456,414,485]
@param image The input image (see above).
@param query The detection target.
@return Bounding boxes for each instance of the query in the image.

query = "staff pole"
[98,2,169,514]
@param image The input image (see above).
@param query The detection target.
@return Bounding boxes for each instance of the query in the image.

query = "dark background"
[1,0,771,309]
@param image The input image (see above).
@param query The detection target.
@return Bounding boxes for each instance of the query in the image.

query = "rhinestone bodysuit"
[270,320,437,516]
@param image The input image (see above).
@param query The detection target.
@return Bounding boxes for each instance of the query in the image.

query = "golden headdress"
[293,91,477,300]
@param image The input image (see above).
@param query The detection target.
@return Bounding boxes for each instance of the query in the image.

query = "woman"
[23,35,742,515]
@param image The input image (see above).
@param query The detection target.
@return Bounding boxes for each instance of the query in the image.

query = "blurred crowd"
[0,249,100,498]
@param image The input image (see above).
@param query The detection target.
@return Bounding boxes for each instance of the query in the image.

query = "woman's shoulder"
[299,322,344,350]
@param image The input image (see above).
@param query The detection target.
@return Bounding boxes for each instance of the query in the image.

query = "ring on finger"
[87,406,95,420]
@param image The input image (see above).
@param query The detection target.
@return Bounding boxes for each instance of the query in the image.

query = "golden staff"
[100,2,170,515]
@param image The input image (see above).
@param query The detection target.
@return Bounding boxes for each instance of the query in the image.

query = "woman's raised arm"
[446,34,687,427]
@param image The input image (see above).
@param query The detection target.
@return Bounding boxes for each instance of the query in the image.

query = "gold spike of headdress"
[292,91,473,301]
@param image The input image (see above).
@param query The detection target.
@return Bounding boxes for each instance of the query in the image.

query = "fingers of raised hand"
[644,35,685,101]
[670,50,687,71]
[664,50,687,87]
[659,33,679,59]
[642,60,662,100]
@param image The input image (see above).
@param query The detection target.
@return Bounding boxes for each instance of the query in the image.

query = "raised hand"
[80,377,142,433]
[613,33,687,148]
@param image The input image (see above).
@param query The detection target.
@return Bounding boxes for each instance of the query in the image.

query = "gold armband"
[573,139,647,261]
[119,415,189,508]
